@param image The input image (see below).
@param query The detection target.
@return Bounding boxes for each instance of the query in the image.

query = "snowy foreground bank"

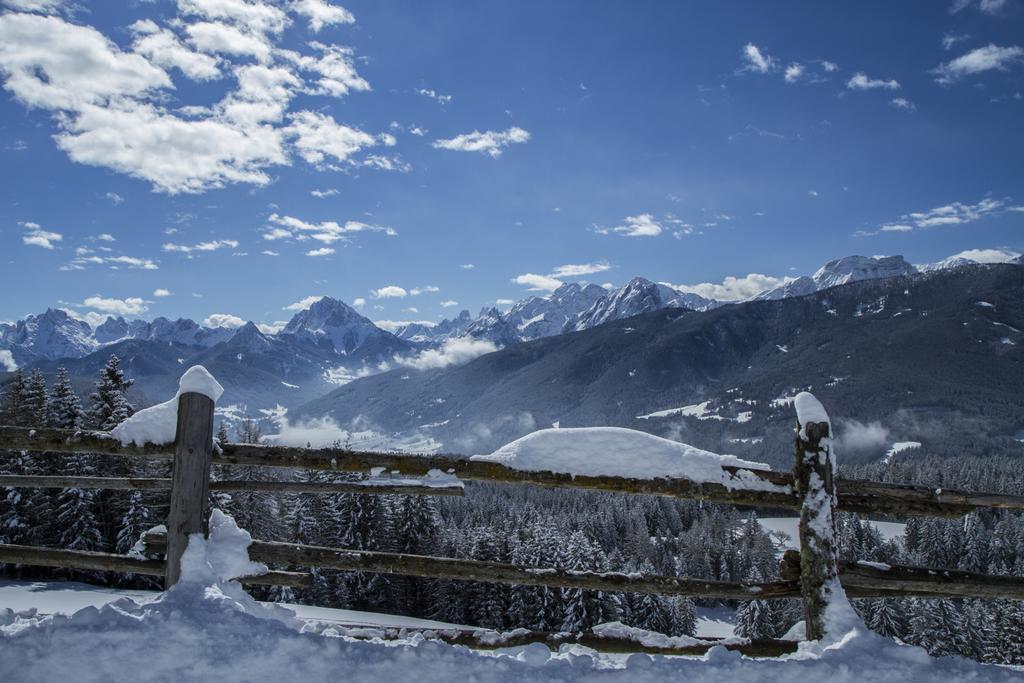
[1,513,1019,682]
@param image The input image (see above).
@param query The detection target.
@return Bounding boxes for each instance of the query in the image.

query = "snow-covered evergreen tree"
[47,367,82,430]
[87,355,134,431]
[20,369,47,428]
[0,369,25,425]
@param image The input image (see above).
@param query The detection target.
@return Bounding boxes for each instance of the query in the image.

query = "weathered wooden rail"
[2,386,1023,655]
[2,424,1020,517]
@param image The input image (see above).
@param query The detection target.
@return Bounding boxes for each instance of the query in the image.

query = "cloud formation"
[394,337,499,370]
[846,72,900,90]
[283,295,325,310]
[203,313,246,328]
[671,273,789,301]
[83,295,150,316]
[932,44,1024,84]
[0,6,389,194]
[432,127,530,158]
[20,221,62,249]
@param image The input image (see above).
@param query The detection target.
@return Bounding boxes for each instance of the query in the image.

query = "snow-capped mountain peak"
[812,255,917,289]
[281,296,394,355]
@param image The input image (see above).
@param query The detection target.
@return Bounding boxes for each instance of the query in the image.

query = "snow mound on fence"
[111,365,223,446]
[0,511,1017,683]
[472,427,780,491]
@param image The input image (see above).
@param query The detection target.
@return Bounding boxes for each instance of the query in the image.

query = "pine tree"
[215,421,230,447]
[87,355,134,430]
[47,367,82,430]
[0,369,26,425]
[19,369,47,428]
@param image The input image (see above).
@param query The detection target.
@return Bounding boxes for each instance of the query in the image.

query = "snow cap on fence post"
[164,366,219,589]
[792,391,855,641]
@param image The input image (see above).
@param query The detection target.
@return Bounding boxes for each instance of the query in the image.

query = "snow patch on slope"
[472,427,782,491]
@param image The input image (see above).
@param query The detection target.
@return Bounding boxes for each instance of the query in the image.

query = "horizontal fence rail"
[1,424,1017,517]
[139,531,1024,601]
[0,543,310,587]
[336,627,800,658]
[0,474,464,497]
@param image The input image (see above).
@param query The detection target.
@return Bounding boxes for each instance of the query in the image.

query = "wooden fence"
[2,390,1024,656]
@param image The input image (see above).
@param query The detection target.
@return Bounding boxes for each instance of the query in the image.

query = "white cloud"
[265,212,395,242]
[283,295,324,310]
[130,20,222,81]
[256,320,288,335]
[311,188,338,198]
[942,32,971,51]
[946,248,1020,263]
[203,313,247,328]
[951,0,1009,14]
[104,192,125,206]
[61,249,158,271]
[352,297,365,307]
[889,98,916,111]
[410,285,440,296]
[847,72,900,90]
[94,233,116,242]
[741,43,774,74]
[153,288,173,297]
[178,0,290,35]
[784,63,804,83]
[440,300,459,308]
[83,295,150,316]
[0,10,377,195]
[394,337,499,371]
[262,250,279,256]
[372,285,407,298]
[671,273,790,301]
[286,110,389,166]
[932,44,1024,84]
[416,88,451,105]
[2,0,66,13]
[460,263,475,270]
[290,0,354,32]
[549,261,611,277]
[860,196,1016,236]
[432,127,530,158]
[20,220,63,249]
[512,273,563,292]
[0,349,17,372]
[821,61,839,72]
[606,213,663,237]
[495,299,515,306]
[306,246,334,256]
[162,239,239,254]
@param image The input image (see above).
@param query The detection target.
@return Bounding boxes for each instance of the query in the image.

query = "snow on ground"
[2,511,1019,682]
[472,427,786,492]
[882,441,922,464]
[757,518,906,552]
[111,365,224,446]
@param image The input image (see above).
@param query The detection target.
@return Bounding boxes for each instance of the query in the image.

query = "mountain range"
[296,263,1024,466]
[1,251,1021,444]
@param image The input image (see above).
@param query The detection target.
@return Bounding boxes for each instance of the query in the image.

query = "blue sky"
[0,0,1022,331]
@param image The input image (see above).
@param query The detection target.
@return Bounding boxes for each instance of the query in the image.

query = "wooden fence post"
[793,393,840,641]
[164,392,214,588]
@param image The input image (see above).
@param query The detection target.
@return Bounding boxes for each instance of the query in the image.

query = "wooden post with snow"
[793,392,840,641]
[164,391,215,588]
